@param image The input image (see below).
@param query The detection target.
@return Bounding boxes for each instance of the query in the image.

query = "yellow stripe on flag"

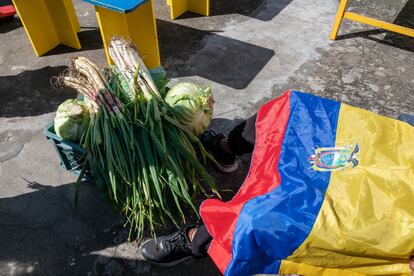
[280,104,414,275]
[280,260,367,276]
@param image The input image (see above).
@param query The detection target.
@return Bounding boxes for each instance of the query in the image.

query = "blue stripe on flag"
[225,91,341,276]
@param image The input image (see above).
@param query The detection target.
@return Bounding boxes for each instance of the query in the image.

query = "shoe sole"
[144,256,194,267]
[215,161,239,173]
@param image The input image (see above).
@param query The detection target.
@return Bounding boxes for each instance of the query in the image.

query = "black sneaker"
[200,130,238,173]
[141,227,193,266]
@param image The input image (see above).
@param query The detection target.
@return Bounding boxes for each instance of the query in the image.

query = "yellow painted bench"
[330,0,414,40]
[82,0,160,68]
[166,0,209,20]
[12,0,81,56]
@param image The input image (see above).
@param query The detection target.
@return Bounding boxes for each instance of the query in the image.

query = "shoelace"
[205,129,218,136]
[202,130,224,148]
[164,231,188,252]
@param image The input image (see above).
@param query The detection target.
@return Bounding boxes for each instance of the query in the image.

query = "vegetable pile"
[54,99,90,142]
[165,82,214,136]
[54,37,218,239]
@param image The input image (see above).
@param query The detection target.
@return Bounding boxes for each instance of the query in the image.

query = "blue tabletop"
[82,0,148,13]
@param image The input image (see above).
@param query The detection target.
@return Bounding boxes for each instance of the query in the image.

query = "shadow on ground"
[0,17,22,34]
[211,0,292,21]
[0,180,221,275]
[0,117,249,275]
[336,0,414,53]
[157,20,274,89]
[0,66,76,118]
[0,180,119,275]
[177,0,293,21]
[44,28,103,56]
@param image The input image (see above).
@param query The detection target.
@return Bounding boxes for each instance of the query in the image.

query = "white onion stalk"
[109,37,161,100]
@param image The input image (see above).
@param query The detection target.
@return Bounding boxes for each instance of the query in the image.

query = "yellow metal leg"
[65,0,81,33]
[12,0,81,56]
[167,0,210,20]
[344,12,414,37]
[167,0,187,19]
[330,0,348,40]
[189,0,210,17]
[330,0,414,40]
[95,0,160,69]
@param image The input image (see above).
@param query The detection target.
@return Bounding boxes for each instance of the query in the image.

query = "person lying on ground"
[142,114,256,264]
[141,93,414,275]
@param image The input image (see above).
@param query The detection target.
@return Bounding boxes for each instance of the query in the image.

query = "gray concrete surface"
[0,0,413,275]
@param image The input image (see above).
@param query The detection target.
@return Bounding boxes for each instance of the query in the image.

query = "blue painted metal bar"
[82,0,147,13]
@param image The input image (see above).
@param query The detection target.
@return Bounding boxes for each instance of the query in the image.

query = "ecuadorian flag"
[200,91,414,276]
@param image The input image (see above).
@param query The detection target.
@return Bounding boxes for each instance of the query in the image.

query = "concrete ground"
[0,0,413,275]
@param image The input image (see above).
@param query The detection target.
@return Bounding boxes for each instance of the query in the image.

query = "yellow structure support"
[67,0,81,33]
[95,0,160,69]
[330,0,348,40]
[330,0,414,40]
[12,0,81,56]
[166,0,210,20]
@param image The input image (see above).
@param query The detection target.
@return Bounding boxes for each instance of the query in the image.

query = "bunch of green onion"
[60,38,218,240]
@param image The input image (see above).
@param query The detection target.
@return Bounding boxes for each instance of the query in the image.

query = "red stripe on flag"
[200,91,292,274]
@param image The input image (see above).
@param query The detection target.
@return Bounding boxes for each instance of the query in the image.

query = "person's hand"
[410,256,414,276]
